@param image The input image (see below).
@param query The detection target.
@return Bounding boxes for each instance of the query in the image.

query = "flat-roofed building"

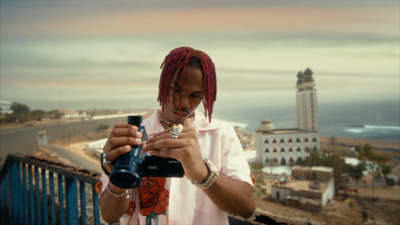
[271,166,335,211]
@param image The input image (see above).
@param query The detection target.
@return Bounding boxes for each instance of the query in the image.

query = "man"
[99,47,255,225]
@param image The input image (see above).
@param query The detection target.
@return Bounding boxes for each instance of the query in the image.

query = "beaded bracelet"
[106,184,130,199]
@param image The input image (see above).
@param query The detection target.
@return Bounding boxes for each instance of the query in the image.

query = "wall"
[257,131,319,165]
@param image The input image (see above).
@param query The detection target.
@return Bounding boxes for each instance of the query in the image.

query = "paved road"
[45,144,101,172]
[0,117,125,166]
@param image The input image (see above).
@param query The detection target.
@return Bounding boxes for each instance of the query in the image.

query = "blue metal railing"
[0,154,101,225]
[0,153,278,225]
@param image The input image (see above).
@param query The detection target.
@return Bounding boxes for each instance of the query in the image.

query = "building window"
[281,158,286,165]
[280,138,285,144]
[312,137,317,142]
[265,157,270,163]
[273,148,277,153]
[304,137,309,142]
[297,147,301,152]
[296,138,301,143]
[273,139,277,144]
[264,139,269,144]
[265,148,269,153]
[289,147,293,152]
[280,148,285,153]
[288,138,293,143]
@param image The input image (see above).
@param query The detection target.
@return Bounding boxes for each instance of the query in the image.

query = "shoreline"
[319,136,400,151]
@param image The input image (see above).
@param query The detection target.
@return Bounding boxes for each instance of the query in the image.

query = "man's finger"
[105,145,131,161]
[143,136,185,151]
[111,127,142,139]
[113,123,139,130]
[149,147,183,159]
[105,137,142,151]
[150,129,172,139]
[184,118,192,128]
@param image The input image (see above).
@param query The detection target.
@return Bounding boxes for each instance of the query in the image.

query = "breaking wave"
[344,124,400,141]
[348,124,400,132]
[362,125,400,130]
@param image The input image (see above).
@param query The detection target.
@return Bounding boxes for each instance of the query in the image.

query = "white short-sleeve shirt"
[100,110,254,225]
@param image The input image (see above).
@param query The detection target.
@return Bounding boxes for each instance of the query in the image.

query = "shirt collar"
[144,109,218,136]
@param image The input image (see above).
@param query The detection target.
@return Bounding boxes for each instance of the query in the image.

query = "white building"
[256,68,319,166]
[60,109,87,119]
[271,166,335,211]
[0,100,13,115]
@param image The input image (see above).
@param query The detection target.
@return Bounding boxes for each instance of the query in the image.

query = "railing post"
[58,174,65,225]
[29,165,35,225]
[1,173,11,225]
[66,177,79,225]
[80,181,87,225]
[0,180,4,225]
[49,171,56,225]
[5,172,11,224]
[0,181,3,224]
[16,161,24,225]
[11,160,23,224]
[22,163,29,225]
[42,169,49,225]
[92,183,100,225]
[35,166,42,224]
[17,162,24,225]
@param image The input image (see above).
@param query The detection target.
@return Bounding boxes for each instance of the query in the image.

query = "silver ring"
[170,131,179,139]
[170,124,183,139]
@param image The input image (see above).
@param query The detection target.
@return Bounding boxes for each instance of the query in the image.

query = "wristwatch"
[191,158,219,189]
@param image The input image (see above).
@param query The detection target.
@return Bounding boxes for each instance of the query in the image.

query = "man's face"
[162,66,204,124]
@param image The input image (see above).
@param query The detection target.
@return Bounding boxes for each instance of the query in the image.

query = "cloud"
[1,2,398,38]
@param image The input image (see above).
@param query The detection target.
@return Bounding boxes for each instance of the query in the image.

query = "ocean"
[212,99,400,143]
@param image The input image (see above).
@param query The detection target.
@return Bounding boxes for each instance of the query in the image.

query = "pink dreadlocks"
[157,47,217,122]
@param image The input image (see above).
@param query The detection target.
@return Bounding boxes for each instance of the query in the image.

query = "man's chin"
[171,113,188,124]
[170,109,195,122]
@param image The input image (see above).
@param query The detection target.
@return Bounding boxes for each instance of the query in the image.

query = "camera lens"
[110,169,140,189]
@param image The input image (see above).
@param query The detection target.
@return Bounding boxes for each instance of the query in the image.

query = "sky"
[0,0,399,113]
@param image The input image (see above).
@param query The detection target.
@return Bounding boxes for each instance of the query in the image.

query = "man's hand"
[99,123,143,223]
[142,118,209,183]
[102,123,143,173]
[142,118,255,218]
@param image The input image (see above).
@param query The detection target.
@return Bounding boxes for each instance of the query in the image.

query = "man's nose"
[179,94,190,108]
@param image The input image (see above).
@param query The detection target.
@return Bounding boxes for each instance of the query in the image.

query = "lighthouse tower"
[296,68,318,132]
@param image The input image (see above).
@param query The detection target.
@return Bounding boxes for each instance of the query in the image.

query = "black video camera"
[101,115,184,189]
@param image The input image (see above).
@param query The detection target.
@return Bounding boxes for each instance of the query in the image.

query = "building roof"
[311,166,334,173]
[257,118,275,132]
[292,165,311,171]
[259,128,319,135]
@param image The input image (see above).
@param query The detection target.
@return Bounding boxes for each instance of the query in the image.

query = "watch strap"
[191,158,219,189]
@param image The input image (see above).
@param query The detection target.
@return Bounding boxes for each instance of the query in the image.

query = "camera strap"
[100,153,111,177]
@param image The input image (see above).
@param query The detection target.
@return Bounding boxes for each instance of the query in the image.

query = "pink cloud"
[2,6,397,37]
